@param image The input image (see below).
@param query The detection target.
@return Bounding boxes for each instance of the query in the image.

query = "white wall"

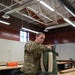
[56,43,75,60]
[0,38,75,62]
[0,38,25,62]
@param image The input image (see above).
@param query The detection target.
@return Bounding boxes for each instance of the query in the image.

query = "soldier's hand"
[47,44,52,50]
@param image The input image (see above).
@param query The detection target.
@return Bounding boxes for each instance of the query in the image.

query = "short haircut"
[36,32,45,36]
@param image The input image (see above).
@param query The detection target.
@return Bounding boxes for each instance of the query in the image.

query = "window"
[20,31,29,42]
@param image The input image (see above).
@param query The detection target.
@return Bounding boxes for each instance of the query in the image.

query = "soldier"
[20,32,52,75]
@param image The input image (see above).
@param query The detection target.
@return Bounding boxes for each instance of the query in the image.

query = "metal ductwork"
[57,0,75,17]
[44,21,75,32]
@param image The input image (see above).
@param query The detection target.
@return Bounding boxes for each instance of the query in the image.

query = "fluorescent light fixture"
[64,18,75,27]
[21,27,39,34]
[0,20,10,25]
[39,0,54,11]
[64,6,75,17]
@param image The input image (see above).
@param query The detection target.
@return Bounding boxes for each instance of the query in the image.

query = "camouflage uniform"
[20,41,47,75]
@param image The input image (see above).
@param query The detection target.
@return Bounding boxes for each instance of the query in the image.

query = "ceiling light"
[64,6,75,17]
[39,0,54,11]
[21,27,39,34]
[0,20,10,25]
[2,14,10,19]
[64,18,75,27]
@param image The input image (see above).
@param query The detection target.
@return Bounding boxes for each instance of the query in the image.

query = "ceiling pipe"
[57,0,75,17]
[44,21,75,32]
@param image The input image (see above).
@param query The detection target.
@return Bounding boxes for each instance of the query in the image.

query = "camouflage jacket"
[20,41,47,74]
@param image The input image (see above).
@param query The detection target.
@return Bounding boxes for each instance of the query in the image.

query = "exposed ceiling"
[0,0,75,33]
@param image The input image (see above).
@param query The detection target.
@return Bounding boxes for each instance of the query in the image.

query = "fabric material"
[48,52,53,72]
